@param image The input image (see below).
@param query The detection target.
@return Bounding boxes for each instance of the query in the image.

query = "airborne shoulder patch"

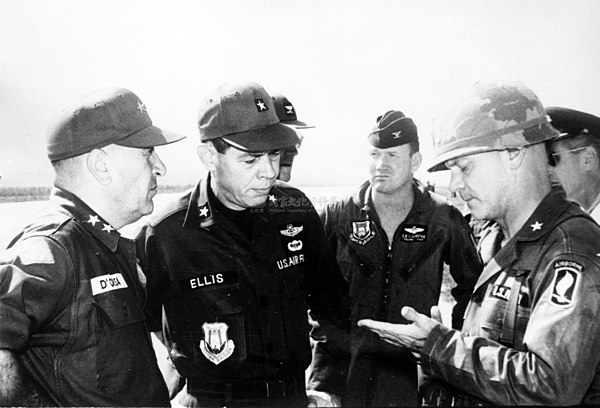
[550,260,582,307]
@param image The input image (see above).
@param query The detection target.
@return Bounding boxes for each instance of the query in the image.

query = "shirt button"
[496,319,503,329]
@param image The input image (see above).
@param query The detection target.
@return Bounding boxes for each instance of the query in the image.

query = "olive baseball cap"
[197,81,300,152]
[47,87,185,162]
[368,110,419,148]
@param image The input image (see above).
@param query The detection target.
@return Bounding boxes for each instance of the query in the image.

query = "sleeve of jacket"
[135,223,170,333]
[445,208,483,329]
[0,236,72,351]
[306,203,350,397]
[421,251,600,406]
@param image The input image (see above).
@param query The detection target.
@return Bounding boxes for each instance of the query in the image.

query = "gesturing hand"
[357,306,443,352]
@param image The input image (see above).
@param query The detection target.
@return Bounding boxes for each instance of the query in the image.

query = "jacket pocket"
[175,283,248,371]
[93,287,148,391]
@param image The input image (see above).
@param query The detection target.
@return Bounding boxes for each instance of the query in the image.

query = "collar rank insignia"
[280,224,303,237]
[550,260,582,307]
[200,322,235,365]
[199,205,210,219]
[350,220,375,245]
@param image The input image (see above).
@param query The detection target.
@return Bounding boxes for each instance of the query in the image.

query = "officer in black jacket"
[136,81,350,408]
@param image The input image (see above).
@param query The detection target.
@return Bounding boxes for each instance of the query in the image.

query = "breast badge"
[350,220,375,245]
[200,322,235,365]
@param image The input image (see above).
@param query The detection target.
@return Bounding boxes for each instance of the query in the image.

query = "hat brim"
[426,145,500,172]
[221,122,300,152]
[116,125,186,148]
[281,119,315,129]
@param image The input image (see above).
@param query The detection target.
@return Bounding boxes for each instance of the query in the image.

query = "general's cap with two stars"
[546,107,600,141]
[47,87,185,162]
[368,110,419,149]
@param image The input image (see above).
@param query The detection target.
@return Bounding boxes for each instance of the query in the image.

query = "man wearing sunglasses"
[546,107,600,223]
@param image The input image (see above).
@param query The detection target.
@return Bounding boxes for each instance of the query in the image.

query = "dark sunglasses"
[547,146,587,167]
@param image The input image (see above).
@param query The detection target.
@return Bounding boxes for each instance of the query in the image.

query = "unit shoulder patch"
[550,260,582,307]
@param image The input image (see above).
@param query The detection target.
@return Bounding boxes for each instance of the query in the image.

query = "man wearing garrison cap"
[546,107,600,223]
[319,110,482,407]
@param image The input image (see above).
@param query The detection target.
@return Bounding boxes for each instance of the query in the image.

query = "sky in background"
[1,0,600,189]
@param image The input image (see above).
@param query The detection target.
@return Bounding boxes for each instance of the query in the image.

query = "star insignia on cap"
[86,215,100,226]
[255,99,268,112]
[102,223,115,233]
[199,206,209,217]
[285,105,294,115]
[392,130,402,139]
[136,101,147,114]
[269,195,277,203]
[530,221,543,231]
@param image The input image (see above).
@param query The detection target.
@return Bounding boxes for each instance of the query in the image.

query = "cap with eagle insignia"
[368,110,419,149]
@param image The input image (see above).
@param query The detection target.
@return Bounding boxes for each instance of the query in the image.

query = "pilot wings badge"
[350,220,375,245]
[200,322,235,365]
[280,224,303,237]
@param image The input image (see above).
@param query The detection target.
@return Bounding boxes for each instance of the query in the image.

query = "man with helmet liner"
[359,80,600,405]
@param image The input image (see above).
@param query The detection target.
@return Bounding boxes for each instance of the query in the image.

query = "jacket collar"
[50,187,121,252]
[182,174,280,230]
[474,187,571,291]
[353,178,432,215]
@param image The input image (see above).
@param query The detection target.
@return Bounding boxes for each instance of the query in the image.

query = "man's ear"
[581,146,598,170]
[411,151,422,173]
[198,143,218,171]
[87,149,111,185]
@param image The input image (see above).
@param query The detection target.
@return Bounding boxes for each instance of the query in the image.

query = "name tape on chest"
[180,270,238,292]
[400,225,428,242]
[91,273,128,295]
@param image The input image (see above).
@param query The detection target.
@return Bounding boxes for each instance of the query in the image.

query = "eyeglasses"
[548,146,588,166]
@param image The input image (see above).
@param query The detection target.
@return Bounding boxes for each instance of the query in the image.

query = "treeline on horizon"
[0,184,195,203]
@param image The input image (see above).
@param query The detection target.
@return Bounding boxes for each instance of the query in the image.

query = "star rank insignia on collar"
[199,205,210,219]
[102,224,115,233]
[530,221,543,231]
[137,101,147,114]
[269,195,277,203]
[255,98,268,112]
[87,215,100,226]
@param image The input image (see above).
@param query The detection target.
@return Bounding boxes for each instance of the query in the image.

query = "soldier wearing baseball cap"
[546,107,600,222]
[271,93,315,182]
[0,87,184,406]
[319,109,481,407]
[135,81,350,407]
[358,80,600,406]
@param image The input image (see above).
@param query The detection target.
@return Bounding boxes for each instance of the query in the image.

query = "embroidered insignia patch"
[255,98,268,112]
[91,273,128,295]
[287,240,303,252]
[200,322,235,365]
[350,220,375,245]
[280,224,303,237]
[401,224,428,242]
[550,260,582,307]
